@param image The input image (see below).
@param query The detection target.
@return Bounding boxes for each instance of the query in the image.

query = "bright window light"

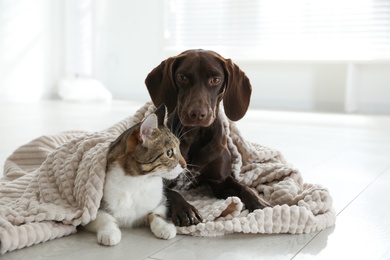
[164,0,390,61]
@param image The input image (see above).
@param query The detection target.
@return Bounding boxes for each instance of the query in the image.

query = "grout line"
[146,234,188,260]
[290,231,323,259]
[335,164,390,217]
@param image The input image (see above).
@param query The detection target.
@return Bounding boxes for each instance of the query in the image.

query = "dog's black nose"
[189,108,207,122]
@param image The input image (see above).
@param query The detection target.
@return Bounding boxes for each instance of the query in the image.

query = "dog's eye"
[177,74,188,82]
[210,77,221,85]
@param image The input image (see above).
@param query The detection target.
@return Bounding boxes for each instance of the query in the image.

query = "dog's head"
[145,49,252,127]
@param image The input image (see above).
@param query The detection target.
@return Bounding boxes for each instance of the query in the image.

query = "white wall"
[238,61,390,113]
[239,62,347,112]
[0,0,389,113]
[0,0,63,101]
[356,64,390,113]
[93,0,166,102]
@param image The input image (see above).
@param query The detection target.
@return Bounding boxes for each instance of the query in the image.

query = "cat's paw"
[97,228,121,246]
[151,221,177,240]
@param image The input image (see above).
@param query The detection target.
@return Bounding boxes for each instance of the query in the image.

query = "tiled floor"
[1,100,390,260]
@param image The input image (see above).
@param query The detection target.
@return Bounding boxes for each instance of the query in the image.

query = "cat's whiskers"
[173,123,185,140]
[168,121,200,188]
[178,164,200,188]
[186,163,200,170]
[177,127,199,141]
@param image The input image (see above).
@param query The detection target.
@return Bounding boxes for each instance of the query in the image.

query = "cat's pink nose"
[180,157,187,169]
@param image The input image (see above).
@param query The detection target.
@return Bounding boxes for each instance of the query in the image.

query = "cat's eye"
[166,149,173,158]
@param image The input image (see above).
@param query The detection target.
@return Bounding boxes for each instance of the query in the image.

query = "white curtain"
[164,0,390,60]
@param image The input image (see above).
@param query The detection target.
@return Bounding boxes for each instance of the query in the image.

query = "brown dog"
[145,49,267,226]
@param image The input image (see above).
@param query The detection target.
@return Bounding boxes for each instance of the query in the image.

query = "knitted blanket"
[0,102,336,254]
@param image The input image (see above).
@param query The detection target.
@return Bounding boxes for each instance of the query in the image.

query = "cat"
[84,105,186,246]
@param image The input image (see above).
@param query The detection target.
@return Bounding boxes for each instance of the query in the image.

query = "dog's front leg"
[207,176,270,211]
[165,187,203,227]
[201,149,270,211]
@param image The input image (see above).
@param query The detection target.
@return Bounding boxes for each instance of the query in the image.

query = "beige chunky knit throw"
[0,102,336,254]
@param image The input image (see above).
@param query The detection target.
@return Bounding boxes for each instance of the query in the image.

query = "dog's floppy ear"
[222,59,252,121]
[145,57,179,114]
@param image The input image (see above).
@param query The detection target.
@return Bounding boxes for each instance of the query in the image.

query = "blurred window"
[164,0,390,60]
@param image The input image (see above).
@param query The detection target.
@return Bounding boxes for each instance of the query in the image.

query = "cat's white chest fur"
[104,163,164,227]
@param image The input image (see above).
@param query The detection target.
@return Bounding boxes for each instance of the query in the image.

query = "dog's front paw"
[242,186,271,211]
[171,202,203,227]
[97,228,121,246]
[151,218,176,240]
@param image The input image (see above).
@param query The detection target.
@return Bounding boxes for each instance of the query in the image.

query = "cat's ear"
[140,113,158,142]
[155,104,168,127]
